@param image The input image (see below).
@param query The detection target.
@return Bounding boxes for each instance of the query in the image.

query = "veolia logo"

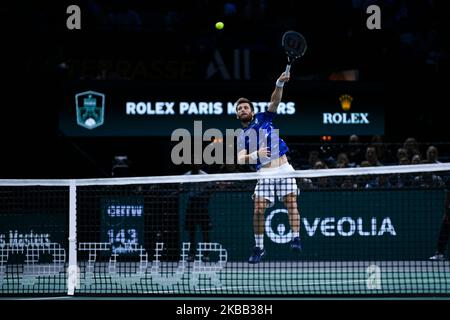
[265,209,397,243]
[265,209,293,244]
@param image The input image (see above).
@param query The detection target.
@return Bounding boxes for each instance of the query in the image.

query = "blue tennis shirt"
[237,111,289,171]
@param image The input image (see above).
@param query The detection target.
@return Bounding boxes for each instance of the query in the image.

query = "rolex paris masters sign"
[75,91,105,129]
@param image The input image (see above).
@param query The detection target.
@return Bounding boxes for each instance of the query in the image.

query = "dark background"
[0,0,449,178]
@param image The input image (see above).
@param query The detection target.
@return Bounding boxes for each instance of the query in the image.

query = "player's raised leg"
[248,197,269,264]
[284,192,301,252]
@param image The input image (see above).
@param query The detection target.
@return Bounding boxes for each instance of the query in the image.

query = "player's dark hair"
[235,97,254,112]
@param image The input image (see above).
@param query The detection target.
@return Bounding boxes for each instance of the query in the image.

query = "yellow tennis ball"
[215,21,224,30]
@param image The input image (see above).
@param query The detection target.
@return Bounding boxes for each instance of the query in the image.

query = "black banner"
[60,81,384,137]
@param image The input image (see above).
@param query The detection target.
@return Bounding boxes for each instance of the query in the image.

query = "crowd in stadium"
[41,0,448,82]
[174,135,450,190]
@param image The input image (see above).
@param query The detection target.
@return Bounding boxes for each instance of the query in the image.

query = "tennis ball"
[215,21,224,30]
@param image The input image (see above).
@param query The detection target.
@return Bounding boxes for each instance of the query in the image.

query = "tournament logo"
[75,91,105,129]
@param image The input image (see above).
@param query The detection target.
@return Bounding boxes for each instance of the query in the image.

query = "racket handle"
[285,64,291,75]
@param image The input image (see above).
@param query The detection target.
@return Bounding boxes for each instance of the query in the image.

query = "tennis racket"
[282,30,307,74]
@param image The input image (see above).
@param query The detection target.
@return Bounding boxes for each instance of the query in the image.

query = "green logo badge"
[75,91,105,129]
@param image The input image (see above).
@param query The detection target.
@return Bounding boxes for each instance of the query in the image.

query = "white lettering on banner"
[301,217,396,237]
[179,102,223,115]
[227,102,296,115]
[0,231,66,286]
[0,240,226,288]
[378,217,396,236]
[8,230,51,247]
[206,49,250,80]
[358,218,370,236]
[227,102,236,115]
[254,102,269,113]
[126,102,176,115]
[107,205,143,217]
[124,102,296,116]
[337,217,356,237]
[303,218,320,237]
[323,113,370,124]
[78,242,227,288]
[321,218,336,236]
[107,229,139,254]
[372,218,377,236]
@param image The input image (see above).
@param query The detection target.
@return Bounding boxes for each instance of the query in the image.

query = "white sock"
[255,234,264,249]
[292,232,300,239]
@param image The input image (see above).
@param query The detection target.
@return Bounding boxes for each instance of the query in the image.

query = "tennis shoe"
[290,237,302,252]
[429,253,446,261]
[187,252,196,262]
[248,247,265,264]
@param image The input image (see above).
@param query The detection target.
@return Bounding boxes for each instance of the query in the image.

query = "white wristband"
[276,79,285,88]
[249,151,258,161]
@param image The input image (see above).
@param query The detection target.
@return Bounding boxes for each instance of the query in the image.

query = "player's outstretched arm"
[268,72,290,113]
[237,148,271,164]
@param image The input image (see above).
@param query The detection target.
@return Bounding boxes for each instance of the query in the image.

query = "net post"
[67,179,78,295]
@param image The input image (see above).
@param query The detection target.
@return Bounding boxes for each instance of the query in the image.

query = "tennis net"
[1,163,450,297]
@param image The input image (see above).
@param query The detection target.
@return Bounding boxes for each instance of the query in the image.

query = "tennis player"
[429,189,450,261]
[236,71,301,264]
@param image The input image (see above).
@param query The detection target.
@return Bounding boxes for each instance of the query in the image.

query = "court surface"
[1,261,449,298]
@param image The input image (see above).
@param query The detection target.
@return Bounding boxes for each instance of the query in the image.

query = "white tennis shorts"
[253,163,299,207]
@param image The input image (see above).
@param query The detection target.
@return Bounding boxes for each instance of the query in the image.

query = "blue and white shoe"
[429,253,445,261]
[248,247,265,264]
[290,237,302,252]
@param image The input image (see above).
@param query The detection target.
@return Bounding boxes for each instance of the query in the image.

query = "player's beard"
[239,113,253,123]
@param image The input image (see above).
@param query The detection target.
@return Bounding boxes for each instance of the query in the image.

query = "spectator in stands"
[360,160,370,167]
[218,163,239,173]
[364,146,383,166]
[297,177,314,190]
[365,174,392,189]
[105,0,142,32]
[392,167,414,188]
[286,147,302,170]
[411,154,422,164]
[397,147,408,164]
[398,157,410,165]
[403,137,421,160]
[371,135,392,164]
[311,161,335,189]
[413,172,445,188]
[347,135,365,167]
[336,152,350,168]
[424,146,441,164]
[341,178,358,189]
[85,0,108,31]
[308,150,321,169]
[356,161,372,188]
[112,155,133,177]
[411,146,444,188]
[314,160,327,170]
[216,163,250,190]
